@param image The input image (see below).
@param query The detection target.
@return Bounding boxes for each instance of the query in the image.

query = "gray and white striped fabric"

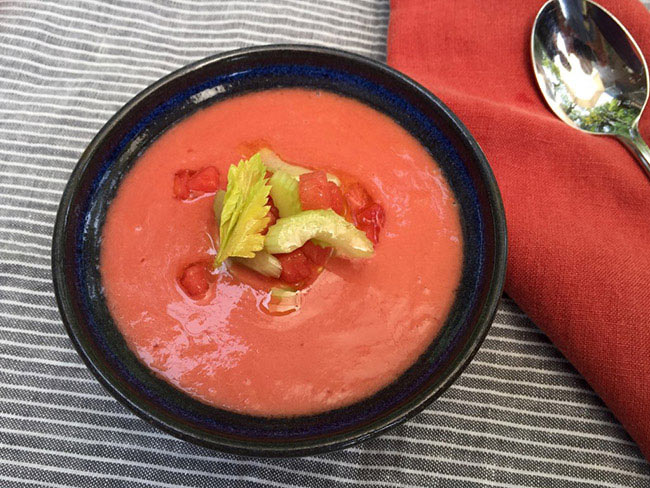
[1,1,649,486]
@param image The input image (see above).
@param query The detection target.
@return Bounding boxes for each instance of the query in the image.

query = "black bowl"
[52,45,507,457]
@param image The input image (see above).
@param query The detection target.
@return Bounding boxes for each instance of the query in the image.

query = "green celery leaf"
[214,153,271,266]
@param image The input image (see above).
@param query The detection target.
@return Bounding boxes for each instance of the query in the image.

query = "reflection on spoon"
[531,0,650,177]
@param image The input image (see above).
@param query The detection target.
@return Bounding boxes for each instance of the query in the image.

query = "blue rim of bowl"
[52,44,507,457]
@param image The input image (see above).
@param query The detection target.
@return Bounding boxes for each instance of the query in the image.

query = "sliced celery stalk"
[264,209,374,259]
[231,251,282,278]
[271,287,299,301]
[259,148,341,186]
[267,287,302,315]
[269,170,302,218]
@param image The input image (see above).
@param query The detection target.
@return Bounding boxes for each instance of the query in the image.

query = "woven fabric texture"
[0,1,649,487]
[388,0,650,461]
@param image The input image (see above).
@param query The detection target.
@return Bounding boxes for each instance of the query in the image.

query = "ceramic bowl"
[52,45,507,457]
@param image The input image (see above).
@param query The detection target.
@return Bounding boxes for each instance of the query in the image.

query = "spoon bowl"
[532,0,650,176]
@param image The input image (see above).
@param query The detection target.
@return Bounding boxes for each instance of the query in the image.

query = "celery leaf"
[214,153,271,267]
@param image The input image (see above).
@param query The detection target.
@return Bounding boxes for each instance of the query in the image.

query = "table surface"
[1,1,649,487]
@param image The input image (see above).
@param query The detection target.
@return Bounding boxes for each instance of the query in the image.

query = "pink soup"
[100,88,463,416]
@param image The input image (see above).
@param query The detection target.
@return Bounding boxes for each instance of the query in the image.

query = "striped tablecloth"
[1,1,649,486]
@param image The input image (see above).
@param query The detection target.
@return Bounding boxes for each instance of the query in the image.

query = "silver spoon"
[531,0,650,177]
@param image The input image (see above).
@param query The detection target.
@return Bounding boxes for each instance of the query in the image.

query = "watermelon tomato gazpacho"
[100,88,463,416]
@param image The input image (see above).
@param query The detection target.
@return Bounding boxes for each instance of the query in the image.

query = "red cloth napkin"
[388,0,650,458]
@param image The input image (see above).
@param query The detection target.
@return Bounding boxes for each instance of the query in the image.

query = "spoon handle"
[618,128,650,179]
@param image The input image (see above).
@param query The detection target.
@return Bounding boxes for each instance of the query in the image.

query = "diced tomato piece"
[266,209,278,228]
[299,171,346,215]
[187,166,219,192]
[327,182,346,216]
[261,202,279,236]
[301,240,332,266]
[269,201,280,219]
[344,182,372,215]
[276,249,315,286]
[299,170,330,211]
[355,203,386,244]
[173,169,193,200]
[179,263,211,298]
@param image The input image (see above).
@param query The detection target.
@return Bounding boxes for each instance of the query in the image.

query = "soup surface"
[100,88,463,416]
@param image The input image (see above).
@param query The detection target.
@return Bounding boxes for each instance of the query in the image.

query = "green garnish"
[231,251,282,278]
[270,287,297,298]
[214,153,271,267]
[264,209,374,259]
[214,185,281,278]
[213,190,226,227]
[269,170,302,218]
[265,287,302,315]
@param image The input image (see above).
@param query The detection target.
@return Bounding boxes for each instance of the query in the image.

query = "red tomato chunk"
[173,166,219,200]
[355,203,385,245]
[327,182,346,216]
[179,263,211,298]
[299,171,330,211]
[299,171,346,216]
[187,166,219,192]
[276,249,316,286]
[343,182,385,244]
[173,169,193,200]
[301,241,332,266]
[262,201,280,236]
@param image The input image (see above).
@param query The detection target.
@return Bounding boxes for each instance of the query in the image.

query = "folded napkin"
[388,0,650,458]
